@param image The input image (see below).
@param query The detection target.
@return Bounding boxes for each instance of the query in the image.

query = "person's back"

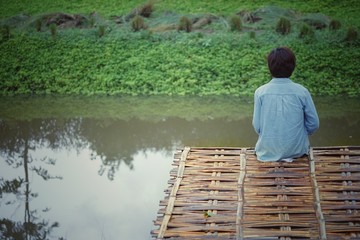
[252,47,319,161]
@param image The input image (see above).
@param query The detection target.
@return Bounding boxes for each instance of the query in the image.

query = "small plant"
[138,2,154,18]
[329,19,341,30]
[229,15,242,32]
[49,23,57,39]
[345,26,358,42]
[178,16,192,33]
[98,25,105,37]
[131,15,146,32]
[299,23,314,39]
[276,17,291,35]
[35,19,42,32]
[1,25,10,40]
[89,16,96,27]
[249,31,256,39]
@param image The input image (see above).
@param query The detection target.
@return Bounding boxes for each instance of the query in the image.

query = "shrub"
[138,2,154,18]
[131,15,146,32]
[89,16,96,27]
[0,25,11,40]
[329,19,341,30]
[249,31,256,39]
[345,26,358,42]
[49,23,57,39]
[35,19,42,32]
[299,23,314,39]
[178,16,192,32]
[229,15,242,32]
[98,25,105,37]
[276,17,291,35]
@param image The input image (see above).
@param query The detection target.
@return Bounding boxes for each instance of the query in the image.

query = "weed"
[299,23,314,38]
[49,23,57,39]
[276,17,291,35]
[229,15,242,32]
[329,19,341,30]
[345,26,358,42]
[131,15,146,32]
[178,16,192,32]
[249,31,256,39]
[1,25,11,40]
[138,2,154,18]
[89,16,96,27]
[35,18,42,32]
[98,25,105,37]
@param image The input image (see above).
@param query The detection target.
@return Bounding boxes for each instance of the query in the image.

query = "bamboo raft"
[152,146,360,239]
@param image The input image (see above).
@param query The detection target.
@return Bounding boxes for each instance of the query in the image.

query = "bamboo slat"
[152,146,360,239]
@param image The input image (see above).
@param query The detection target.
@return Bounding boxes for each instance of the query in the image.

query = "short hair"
[267,47,296,78]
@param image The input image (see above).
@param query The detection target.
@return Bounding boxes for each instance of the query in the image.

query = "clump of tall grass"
[138,1,154,18]
[131,15,146,32]
[229,15,242,32]
[126,1,154,21]
[178,16,192,32]
[276,17,291,35]
[98,25,105,37]
[249,31,256,39]
[1,25,11,40]
[345,26,358,42]
[329,19,341,30]
[49,23,57,39]
[35,18,42,32]
[299,23,314,39]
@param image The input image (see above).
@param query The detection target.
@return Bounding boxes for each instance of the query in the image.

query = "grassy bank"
[0,1,359,96]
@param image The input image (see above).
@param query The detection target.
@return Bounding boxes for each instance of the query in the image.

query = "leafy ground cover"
[0,1,359,96]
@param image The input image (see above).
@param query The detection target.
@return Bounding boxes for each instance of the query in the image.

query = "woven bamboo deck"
[152,146,360,239]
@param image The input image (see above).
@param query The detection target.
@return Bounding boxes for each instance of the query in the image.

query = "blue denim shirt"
[252,78,319,161]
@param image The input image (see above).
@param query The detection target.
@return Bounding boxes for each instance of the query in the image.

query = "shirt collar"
[270,78,292,84]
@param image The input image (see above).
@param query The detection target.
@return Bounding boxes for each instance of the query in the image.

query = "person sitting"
[252,47,319,162]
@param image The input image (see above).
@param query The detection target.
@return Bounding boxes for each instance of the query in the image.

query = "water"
[0,95,359,240]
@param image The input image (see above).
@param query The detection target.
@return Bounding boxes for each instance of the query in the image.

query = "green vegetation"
[229,15,242,32]
[178,16,192,32]
[0,1,359,96]
[131,15,146,32]
[276,17,291,35]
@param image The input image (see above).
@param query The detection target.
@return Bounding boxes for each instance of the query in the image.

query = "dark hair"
[267,47,296,78]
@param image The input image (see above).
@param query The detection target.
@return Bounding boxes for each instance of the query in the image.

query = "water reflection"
[0,120,70,239]
[0,95,359,240]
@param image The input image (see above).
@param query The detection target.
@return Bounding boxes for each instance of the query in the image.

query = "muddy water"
[0,95,359,239]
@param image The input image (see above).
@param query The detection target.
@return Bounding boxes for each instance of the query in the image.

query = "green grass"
[0,1,359,96]
[0,0,359,25]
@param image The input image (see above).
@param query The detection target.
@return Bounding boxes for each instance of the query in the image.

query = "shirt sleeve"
[304,91,320,135]
[252,91,261,135]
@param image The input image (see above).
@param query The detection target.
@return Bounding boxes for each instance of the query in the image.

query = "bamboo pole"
[157,146,190,239]
[236,148,247,240]
[309,147,327,239]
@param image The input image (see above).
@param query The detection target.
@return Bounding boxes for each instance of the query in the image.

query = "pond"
[0,95,359,240]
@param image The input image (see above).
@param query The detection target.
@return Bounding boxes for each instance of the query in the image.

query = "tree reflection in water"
[0,119,84,239]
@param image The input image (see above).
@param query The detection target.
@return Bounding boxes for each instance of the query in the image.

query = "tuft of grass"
[276,17,291,35]
[299,23,314,39]
[138,2,154,18]
[49,23,57,39]
[131,15,146,32]
[345,26,358,42]
[98,25,105,37]
[329,19,341,30]
[229,15,242,32]
[35,18,42,32]
[178,16,192,32]
[249,31,256,39]
[1,25,11,40]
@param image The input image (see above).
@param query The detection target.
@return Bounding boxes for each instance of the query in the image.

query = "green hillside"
[0,1,359,96]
